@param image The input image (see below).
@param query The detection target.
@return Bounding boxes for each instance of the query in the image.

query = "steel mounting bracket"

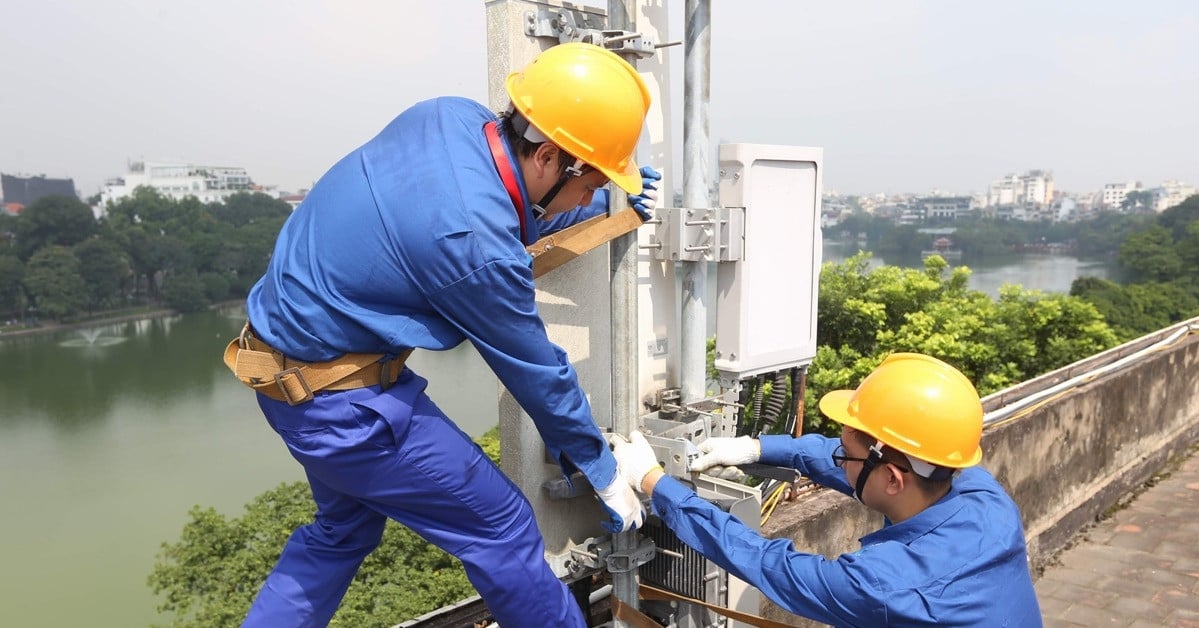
[524,8,658,58]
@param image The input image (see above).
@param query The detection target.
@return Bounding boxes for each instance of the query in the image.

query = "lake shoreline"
[0,300,244,341]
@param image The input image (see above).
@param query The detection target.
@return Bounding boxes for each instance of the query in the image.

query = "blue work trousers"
[242,369,585,628]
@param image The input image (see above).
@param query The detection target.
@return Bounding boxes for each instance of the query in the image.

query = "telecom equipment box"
[714,143,823,382]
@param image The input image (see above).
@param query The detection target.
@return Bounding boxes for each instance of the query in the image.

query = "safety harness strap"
[611,583,794,628]
[484,120,531,244]
[222,325,411,405]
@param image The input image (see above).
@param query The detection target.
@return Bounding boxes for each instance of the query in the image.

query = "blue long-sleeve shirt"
[246,96,616,489]
[651,434,1042,626]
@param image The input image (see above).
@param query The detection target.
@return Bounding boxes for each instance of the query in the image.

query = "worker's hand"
[611,430,663,493]
[595,469,645,533]
[688,436,761,473]
[628,166,662,222]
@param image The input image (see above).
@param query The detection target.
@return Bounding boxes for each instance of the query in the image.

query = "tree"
[1156,194,1199,240]
[24,245,86,320]
[150,428,502,627]
[805,254,1118,434]
[1071,276,1199,342]
[162,272,208,313]
[210,192,292,228]
[12,194,97,261]
[0,254,25,319]
[1120,190,1156,213]
[1118,224,1182,282]
[74,238,131,311]
[1074,212,1152,257]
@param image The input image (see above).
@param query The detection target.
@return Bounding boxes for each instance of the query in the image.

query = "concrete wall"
[759,319,1199,625]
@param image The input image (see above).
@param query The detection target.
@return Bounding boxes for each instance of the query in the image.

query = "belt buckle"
[274,367,313,406]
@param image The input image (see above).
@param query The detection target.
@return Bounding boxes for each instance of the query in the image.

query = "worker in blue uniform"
[612,353,1043,626]
[227,43,661,628]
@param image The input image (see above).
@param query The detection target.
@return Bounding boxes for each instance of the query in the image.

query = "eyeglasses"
[832,444,870,468]
[833,444,912,473]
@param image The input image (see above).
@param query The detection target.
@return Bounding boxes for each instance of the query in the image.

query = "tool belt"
[223,324,412,405]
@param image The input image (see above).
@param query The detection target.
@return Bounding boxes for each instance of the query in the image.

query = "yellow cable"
[760,483,787,526]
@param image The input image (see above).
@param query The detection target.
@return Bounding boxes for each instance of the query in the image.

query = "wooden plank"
[528,209,644,279]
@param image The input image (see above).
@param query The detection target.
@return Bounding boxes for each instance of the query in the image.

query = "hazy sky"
[2,1,1196,198]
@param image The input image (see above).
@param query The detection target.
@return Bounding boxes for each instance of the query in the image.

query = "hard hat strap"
[533,158,586,214]
[852,442,888,502]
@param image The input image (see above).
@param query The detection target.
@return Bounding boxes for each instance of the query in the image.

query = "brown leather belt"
[222,324,412,405]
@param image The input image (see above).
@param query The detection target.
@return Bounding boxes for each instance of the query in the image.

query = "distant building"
[278,191,307,211]
[915,196,972,221]
[1154,180,1195,212]
[1100,181,1142,210]
[0,174,77,206]
[99,160,257,208]
[986,170,1054,207]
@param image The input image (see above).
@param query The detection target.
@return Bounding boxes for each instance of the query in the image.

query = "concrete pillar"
[486,0,619,559]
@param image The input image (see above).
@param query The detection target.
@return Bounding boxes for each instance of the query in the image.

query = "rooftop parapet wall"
[759,318,1199,625]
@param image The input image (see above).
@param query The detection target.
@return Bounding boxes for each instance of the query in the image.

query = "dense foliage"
[801,253,1118,434]
[1070,195,1199,340]
[148,427,501,627]
[0,189,290,322]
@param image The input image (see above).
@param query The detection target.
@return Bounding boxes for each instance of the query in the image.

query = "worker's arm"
[621,465,886,625]
[689,433,854,497]
[758,434,855,497]
[424,258,621,503]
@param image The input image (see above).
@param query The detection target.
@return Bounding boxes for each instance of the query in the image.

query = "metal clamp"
[524,8,660,58]
[646,206,746,262]
[557,537,612,578]
[605,537,657,574]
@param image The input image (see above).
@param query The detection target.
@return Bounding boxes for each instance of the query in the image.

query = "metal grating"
[640,518,709,601]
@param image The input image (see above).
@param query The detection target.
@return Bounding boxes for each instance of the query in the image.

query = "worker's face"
[836,426,869,488]
[525,142,610,218]
[541,170,609,217]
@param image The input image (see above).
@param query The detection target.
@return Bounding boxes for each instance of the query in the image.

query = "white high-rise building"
[98,161,257,208]
[986,170,1054,207]
[1101,181,1142,209]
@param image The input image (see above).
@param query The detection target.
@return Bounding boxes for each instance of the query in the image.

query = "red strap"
[484,121,529,243]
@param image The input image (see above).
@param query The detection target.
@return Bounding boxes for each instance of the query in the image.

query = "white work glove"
[595,470,645,533]
[628,166,662,222]
[688,436,761,474]
[611,430,663,493]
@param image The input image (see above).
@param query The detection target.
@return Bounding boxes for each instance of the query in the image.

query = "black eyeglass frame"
[832,443,912,474]
[832,444,871,468]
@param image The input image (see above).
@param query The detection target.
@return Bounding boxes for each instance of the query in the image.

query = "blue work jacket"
[651,434,1042,626]
[246,96,614,488]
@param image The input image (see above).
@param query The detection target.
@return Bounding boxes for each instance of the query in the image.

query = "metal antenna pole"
[608,1,641,623]
[681,0,711,405]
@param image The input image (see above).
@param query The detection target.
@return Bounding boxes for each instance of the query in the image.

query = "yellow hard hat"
[505,42,650,194]
[818,353,984,469]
